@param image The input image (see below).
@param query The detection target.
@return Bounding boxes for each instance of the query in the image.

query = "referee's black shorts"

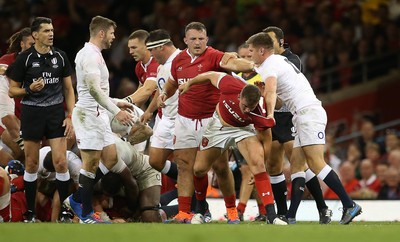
[272,111,294,143]
[20,103,66,140]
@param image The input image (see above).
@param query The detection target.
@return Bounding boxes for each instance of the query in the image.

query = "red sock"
[237,202,246,213]
[254,172,275,206]
[258,203,266,215]
[193,175,208,201]
[178,196,192,213]
[224,194,236,208]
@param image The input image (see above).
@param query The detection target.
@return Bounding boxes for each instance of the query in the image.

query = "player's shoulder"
[0,53,16,65]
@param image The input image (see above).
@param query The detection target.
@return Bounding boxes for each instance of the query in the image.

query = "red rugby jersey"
[217,75,274,130]
[0,53,22,118]
[134,56,159,85]
[170,47,224,119]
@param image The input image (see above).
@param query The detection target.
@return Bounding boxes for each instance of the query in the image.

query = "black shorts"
[20,103,66,140]
[272,112,294,143]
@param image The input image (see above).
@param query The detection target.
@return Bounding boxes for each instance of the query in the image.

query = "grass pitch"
[1,222,398,242]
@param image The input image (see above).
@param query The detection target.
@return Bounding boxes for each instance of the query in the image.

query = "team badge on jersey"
[51,57,58,68]
[201,137,209,147]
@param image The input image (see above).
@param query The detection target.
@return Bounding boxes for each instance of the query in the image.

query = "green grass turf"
[1,222,399,242]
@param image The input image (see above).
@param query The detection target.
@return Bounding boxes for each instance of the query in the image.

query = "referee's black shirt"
[6,45,72,107]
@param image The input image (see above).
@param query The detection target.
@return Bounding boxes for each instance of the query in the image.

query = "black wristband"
[124,96,133,104]
[24,85,33,95]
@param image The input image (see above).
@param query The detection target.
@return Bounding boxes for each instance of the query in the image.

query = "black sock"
[195,199,207,215]
[306,175,327,211]
[78,174,95,217]
[265,204,278,223]
[286,177,305,219]
[165,162,178,181]
[73,168,105,203]
[160,189,178,206]
[323,170,353,208]
[24,180,37,213]
[271,176,288,215]
[56,179,71,209]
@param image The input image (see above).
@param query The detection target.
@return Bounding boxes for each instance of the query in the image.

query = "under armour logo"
[262,192,270,196]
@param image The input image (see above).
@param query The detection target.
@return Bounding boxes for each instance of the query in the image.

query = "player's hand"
[178,83,190,95]
[0,64,8,75]
[157,93,167,108]
[63,116,74,139]
[221,52,239,65]
[31,77,45,92]
[116,100,134,111]
[115,110,134,126]
[254,81,265,93]
[140,111,153,124]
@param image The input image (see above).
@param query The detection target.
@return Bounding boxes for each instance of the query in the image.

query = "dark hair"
[241,84,261,108]
[31,17,52,33]
[185,22,207,35]
[100,172,123,196]
[146,29,173,47]
[43,151,55,172]
[237,43,249,51]
[246,32,274,50]
[128,29,149,41]
[89,15,117,37]
[263,26,284,46]
[7,27,31,54]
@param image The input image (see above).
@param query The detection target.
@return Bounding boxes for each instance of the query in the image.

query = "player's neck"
[34,43,51,54]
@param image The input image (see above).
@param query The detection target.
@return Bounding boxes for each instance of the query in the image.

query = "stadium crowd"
[0,0,399,224]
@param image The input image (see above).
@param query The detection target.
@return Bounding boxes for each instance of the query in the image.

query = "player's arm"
[220,52,255,73]
[124,79,157,107]
[141,89,159,124]
[119,167,139,212]
[86,74,133,125]
[62,76,75,138]
[263,76,277,118]
[178,71,223,94]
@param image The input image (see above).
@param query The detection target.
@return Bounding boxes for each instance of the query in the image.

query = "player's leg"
[48,137,72,222]
[149,147,177,180]
[237,162,253,220]
[304,144,361,224]
[139,185,162,222]
[286,146,307,223]
[268,141,287,216]
[237,136,286,225]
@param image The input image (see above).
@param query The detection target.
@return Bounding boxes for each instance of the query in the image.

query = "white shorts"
[151,116,175,150]
[201,112,256,151]
[0,75,14,119]
[292,105,327,148]
[174,114,211,149]
[72,107,115,150]
[133,155,162,191]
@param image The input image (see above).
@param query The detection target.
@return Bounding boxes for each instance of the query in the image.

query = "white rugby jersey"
[256,54,321,114]
[38,146,82,183]
[75,42,115,113]
[156,49,180,118]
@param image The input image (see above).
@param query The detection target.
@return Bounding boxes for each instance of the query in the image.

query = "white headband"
[146,39,171,49]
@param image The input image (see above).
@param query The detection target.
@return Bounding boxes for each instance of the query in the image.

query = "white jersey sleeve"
[66,151,82,183]
[256,54,321,114]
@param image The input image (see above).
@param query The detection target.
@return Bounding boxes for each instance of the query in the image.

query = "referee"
[6,17,75,223]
